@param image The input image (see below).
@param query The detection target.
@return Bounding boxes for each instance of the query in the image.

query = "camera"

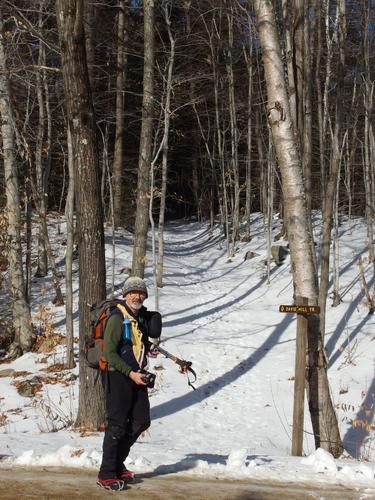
[140,370,156,388]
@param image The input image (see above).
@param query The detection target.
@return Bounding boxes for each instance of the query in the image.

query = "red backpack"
[85,299,122,370]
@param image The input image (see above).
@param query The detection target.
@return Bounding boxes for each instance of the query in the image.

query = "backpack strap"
[116,303,146,369]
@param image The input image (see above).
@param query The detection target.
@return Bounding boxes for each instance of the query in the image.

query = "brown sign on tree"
[279,305,320,314]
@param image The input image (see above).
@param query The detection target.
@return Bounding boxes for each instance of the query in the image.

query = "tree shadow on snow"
[161,257,273,323]
[163,250,232,287]
[151,314,293,420]
[342,375,375,459]
[326,276,374,368]
[163,267,278,330]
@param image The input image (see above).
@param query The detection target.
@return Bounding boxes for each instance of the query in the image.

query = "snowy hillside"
[1,214,375,493]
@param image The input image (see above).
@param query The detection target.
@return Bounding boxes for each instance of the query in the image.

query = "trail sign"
[281,297,320,457]
[279,304,320,314]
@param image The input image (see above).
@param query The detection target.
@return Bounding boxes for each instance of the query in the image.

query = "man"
[97,276,161,491]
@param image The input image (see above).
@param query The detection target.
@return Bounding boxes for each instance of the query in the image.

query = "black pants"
[99,371,150,479]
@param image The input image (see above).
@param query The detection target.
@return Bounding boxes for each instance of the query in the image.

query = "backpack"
[85,298,123,370]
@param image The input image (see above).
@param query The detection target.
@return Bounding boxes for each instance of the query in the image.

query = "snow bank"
[1,445,375,491]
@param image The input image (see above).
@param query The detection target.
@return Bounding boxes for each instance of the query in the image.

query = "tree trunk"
[30,176,65,306]
[0,8,34,357]
[266,134,274,283]
[156,1,174,289]
[132,0,155,278]
[332,164,341,307]
[282,0,297,127]
[254,0,342,457]
[362,0,374,264]
[56,0,106,431]
[112,0,129,228]
[226,7,240,257]
[256,110,266,216]
[294,0,304,133]
[65,126,75,369]
[84,0,96,88]
[243,39,253,242]
[314,0,325,203]
[318,0,346,339]
[34,11,48,278]
[302,0,317,276]
[25,187,32,304]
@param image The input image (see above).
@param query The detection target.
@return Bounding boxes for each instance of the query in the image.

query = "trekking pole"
[153,345,197,390]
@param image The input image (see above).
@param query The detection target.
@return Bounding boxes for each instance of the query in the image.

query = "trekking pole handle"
[150,344,197,389]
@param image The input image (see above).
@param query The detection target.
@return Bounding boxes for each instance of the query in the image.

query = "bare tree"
[254,0,342,457]
[319,0,346,337]
[84,0,96,88]
[132,0,155,278]
[225,4,240,257]
[0,7,34,357]
[29,175,64,305]
[34,4,48,277]
[156,0,175,288]
[56,0,106,430]
[242,26,253,242]
[362,0,375,265]
[112,0,130,228]
[65,126,75,369]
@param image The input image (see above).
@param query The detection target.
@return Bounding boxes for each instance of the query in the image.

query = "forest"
[0,0,374,459]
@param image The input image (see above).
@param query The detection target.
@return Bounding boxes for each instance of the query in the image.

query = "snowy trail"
[151,222,297,459]
[1,217,375,491]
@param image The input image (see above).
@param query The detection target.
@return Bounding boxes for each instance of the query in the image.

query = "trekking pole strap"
[154,345,197,390]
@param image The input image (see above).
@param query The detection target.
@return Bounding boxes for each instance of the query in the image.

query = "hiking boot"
[96,477,125,491]
[118,468,135,482]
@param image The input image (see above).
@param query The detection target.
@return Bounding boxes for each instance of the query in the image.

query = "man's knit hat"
[122,276,148,298]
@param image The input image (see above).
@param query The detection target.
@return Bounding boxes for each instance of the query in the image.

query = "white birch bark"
[0,9,34,356]
[254,0,342,457]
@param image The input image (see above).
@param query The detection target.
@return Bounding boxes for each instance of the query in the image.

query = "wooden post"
[291,296,308,456]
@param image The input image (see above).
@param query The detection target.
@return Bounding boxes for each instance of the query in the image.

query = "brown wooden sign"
[279,305,320,314]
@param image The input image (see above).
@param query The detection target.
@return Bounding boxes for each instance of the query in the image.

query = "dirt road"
[0,466,373,499]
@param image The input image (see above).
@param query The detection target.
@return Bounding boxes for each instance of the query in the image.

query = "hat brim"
[123,288,148,297]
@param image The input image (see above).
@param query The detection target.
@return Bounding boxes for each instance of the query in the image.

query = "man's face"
[125,290,146,313]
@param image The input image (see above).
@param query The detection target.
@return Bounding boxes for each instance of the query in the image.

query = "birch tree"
[254,0,342,457]
[0,8,34,357]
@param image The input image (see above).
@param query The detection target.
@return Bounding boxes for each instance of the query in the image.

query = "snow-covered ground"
[1,214,375,494]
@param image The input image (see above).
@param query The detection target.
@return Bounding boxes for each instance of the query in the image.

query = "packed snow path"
[0,466,373,499]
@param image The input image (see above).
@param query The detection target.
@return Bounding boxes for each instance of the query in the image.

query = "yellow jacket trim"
[116,303,145,369]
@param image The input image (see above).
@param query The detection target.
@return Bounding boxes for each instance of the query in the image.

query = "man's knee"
[134,418,150,436]
[108,424,126,440]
